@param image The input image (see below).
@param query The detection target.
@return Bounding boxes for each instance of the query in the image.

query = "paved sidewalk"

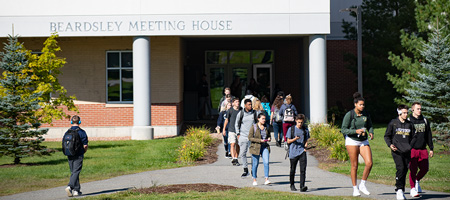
[2,137,449,200]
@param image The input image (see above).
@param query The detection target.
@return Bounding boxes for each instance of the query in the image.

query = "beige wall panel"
[150,36,183,103]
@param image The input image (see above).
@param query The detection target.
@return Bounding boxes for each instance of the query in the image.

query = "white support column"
[132,36,153,140]
[308,35,327,124]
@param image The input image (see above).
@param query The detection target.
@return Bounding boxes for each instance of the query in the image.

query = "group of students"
[216,88,309,191]
[217,89,434,199]
[341,92,434,200]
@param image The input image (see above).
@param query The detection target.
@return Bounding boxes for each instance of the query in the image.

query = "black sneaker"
[231,159,236,165]
[300,186,308,192]
[290,185,297,191]
[225,152,228,158]
[241,168,249,178]
[226,152,232,159]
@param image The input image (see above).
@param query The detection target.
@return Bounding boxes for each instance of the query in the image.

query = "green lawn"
[85,187,361,200]
[327,127,450,193]
[0,137,186,196]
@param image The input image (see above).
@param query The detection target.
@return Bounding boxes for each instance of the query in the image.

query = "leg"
[299,152,307,188]
[282,123,292,142]
[223,134,229,153]
[68,155,83,191]
[251,154,260,179]
[409,149,419,188]
[416,149,429,181]
[290,156,300,186]
[262,147,270,179]
[239,138,249,169]
[346,145,360,186]
[359,145,373,181]
[392,151,407,191]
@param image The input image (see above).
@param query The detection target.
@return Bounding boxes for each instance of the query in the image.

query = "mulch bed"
[133,183,237,194]
[305,138,345,164]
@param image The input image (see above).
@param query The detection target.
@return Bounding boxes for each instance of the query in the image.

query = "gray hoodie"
[235,109,256,138]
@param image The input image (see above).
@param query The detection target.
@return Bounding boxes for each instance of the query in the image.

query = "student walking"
[235,99,257,178]
[270,95,284,147]
[279,94,297,142]
[63,115,88,197]
[341,92,374,197]
[218,87,234,112]
[287,114,310,192]
[223,98,242,165]
[249,113,271,186]
[384,105,415,200]
[252,98,269,129]
[217,102,232,158]
[408,102,434,197]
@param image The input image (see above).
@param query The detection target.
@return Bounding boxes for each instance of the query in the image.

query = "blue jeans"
[273,122,283,142]
[223,130,230,153]
[251,145,270,179]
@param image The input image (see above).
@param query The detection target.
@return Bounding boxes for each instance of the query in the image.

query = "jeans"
[290,151,307,187]
[273,122,283,143]
[223,130,230,153]
[239,137,251,169]
[282,122,295,142]
[68,154,84,191]
[251,145,270,179]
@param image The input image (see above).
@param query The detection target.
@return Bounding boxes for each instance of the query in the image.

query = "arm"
[292,105,298,116]
[286,127,299,144]
[341,112,358,137]
[222,118,229,136]
[279,105,285,118]
[235,111,241,135]
[248,126,261,143]
[425,120,434,157]
[384,121,396,151]
[367,114,374,140]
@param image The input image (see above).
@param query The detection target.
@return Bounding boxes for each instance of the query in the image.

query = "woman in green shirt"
[341,92,374,197]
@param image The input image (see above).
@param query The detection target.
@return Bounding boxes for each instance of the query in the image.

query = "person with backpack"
[278,94,297,142]
[240,90,256,109]
[235,98,257,178]
[270,95,284,147]
[253,98,269,129]
[260,95,271,120]
[384,105,416,200]
[408,102,434,197]
[223,97,242,166]
[249,113,272,186]
[217,102,232,158]
[286,114,310,192]
[341,92,374,197]
[63,115,88,197]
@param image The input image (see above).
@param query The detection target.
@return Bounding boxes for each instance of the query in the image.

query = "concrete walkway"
[2,137,449,200]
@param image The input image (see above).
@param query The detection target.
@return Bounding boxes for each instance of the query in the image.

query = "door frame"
[253,63,273,100]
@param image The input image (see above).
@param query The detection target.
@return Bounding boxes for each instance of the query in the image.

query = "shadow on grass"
[82,187,133,196]
[88,143,128,150]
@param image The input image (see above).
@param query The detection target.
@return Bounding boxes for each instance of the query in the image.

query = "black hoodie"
[409,115,434,151]
[384,118,416,153]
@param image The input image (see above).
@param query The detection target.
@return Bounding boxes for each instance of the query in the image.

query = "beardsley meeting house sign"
[0,14,329,37]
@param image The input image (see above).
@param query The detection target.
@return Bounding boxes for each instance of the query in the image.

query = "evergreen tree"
[0,35,50,164]
[404,27,450,137]
[342,0,417,122]
[388,0,450,104]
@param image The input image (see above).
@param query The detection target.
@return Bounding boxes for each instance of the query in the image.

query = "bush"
[309,123,349,161]
[177,125,213,163]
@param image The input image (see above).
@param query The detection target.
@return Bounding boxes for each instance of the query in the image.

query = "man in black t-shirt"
[223,98,241,165]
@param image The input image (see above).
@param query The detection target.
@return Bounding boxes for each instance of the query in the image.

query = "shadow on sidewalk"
[379,192,450,200]
[82,187,132,196]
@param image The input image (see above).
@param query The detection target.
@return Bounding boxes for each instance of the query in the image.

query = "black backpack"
[62,128,83,156]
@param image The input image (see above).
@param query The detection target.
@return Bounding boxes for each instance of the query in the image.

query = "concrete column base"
[132,126,154,140]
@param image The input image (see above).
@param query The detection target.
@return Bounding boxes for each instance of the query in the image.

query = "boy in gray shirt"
[235,99,257,178]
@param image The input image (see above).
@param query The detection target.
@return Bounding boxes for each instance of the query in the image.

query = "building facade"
[0,0,356,140]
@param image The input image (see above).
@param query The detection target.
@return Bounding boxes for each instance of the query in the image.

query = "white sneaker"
[264,180,271,185]
[353,189,361,197]
[410,188,420,197]
[396,189,406,200]
[253,181,258,186]
[72,190,81,196]
[415,180,422,193]
[65,186,72,197]
[359,183,370,195]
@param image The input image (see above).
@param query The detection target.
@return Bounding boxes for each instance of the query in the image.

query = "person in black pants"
[384,105,415,200]
[286,114,310,192]
[65,115,89,197]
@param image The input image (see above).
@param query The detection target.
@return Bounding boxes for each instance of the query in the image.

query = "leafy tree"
[26,34,77,124]
[342,0,417,122]
[404,27,450,138]
[0,35,50,164]
[388,0,450,104]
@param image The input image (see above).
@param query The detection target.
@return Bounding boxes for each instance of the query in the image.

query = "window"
[106,51,133,103]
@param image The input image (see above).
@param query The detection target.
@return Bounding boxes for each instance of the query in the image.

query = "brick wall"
[42,102,182,127]
[327,40,358,111]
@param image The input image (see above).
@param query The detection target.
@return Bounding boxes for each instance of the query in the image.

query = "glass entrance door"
[253,64,273,99]
[208,66,225,113]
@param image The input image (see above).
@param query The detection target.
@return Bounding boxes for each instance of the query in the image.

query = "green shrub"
[177,126,213,163]
[310,123,349,161]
